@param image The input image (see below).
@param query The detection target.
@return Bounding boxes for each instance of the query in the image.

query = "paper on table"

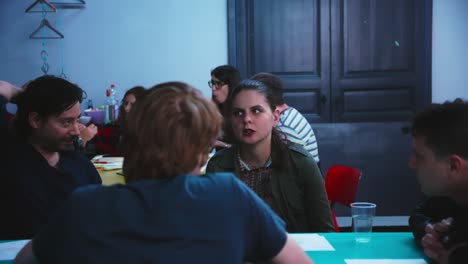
[93,157,124,163]
[290,233,335,251]
[0,240,30,260]
[345,259,427,264]
[94,163,123,170]
[92,157,123,171]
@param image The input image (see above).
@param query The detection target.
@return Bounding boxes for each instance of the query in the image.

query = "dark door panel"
[282,75,328,123]
[230,0,331,122]
[284,90,323,122]
[331,0,430,122]
[343,0,413,73]
[251,0,318,73]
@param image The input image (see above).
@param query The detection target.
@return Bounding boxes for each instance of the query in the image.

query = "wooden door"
[228,0,432,216]
[331,0,430,122]
[228,0,331,123]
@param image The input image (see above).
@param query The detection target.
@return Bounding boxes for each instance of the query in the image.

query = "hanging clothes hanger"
[25,0,57,13]
[30,18,64,39]
[50,0,86,9]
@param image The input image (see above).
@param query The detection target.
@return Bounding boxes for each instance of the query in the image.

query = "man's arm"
[0,80,22,102]
[272,235,313,264]
[213,139,232,148]
[409,197,456,246]
[0,81,22,142]
[14,241,38,264]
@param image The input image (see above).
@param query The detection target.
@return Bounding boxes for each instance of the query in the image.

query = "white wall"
[432,0,468,102]
[1,1,467,109]
[0,1,227,110]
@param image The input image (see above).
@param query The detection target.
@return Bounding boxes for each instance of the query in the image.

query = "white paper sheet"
[0,240,30,260]
[345,259,427,264]
[290,233,335,251]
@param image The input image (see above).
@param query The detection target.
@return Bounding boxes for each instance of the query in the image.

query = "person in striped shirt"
[251,73,320,168]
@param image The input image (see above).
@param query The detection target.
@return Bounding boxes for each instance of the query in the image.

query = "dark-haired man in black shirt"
[0,77,101,239]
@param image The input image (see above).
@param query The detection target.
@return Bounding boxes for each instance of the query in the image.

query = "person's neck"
[276,103,289,114]
[31,141,60,168]
[239,141,271,169]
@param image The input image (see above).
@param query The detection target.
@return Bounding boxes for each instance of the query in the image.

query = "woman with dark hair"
[209,65,241,148]
[116,86,146,127]
[207,79,334,233]
[94,86,146,155]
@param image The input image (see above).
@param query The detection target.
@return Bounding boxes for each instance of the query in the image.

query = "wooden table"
[97,168,125,186]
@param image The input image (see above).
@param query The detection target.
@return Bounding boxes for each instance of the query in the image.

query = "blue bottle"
[87,99,93,109]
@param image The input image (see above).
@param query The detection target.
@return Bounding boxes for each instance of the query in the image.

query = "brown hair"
[411,98,468,159]
[116,86,146,126]
[123,82,222,182]
[251,72,285,105]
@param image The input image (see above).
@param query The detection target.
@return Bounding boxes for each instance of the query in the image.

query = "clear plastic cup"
[351,202,377,243]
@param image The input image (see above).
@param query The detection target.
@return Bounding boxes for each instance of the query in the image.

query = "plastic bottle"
[106,84,118,123]
[106,84,117,105]
[87,99,93,109]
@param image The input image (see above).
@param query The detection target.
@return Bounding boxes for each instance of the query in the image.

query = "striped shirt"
[278,107,320,163]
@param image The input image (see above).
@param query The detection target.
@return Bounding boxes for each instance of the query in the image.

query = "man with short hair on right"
[408,99,468,264]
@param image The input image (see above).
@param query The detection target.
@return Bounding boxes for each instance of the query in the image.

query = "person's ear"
[447,154,466,183]
[273,108,280,126]
[448,155,463,172]
[28,112,42,129]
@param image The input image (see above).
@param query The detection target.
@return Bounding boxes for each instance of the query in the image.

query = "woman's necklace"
[237,151,271,170]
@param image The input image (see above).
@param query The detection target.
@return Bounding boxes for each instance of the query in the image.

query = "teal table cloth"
[303,232,427,263]
[0,232,427,263]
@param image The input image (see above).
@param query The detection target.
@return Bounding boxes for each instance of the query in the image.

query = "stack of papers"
[92,156,123,170]
[290,233,335,251]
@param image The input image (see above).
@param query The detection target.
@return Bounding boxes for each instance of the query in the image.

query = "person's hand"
[421,218,453,263]
[214,139,231,148]
[79,123,98,145]
[0,80,22,101]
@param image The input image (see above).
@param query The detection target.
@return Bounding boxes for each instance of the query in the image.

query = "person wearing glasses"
[207,80,334,233]
[209,65,241,149]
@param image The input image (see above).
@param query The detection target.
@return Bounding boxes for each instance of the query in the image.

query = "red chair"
[324,165,362,232]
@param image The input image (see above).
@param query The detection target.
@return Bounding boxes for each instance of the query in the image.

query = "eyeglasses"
[208,80,225,89]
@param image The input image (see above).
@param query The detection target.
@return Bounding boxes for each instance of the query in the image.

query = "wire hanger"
[30,18,64,39]
[25,0,57,13]
[50,0,86,9]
